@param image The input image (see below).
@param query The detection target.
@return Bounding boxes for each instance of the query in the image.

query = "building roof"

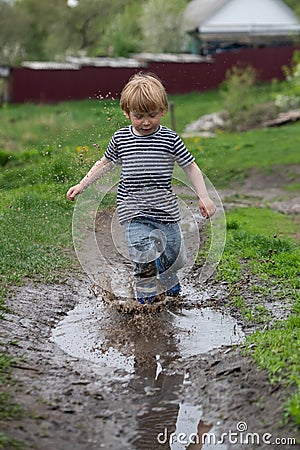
[183,0,227,32]
[183,0,300,40]
[21,58,144,70]
[131,52,207,63]
[22,62,80,70]
[66,56,143,68]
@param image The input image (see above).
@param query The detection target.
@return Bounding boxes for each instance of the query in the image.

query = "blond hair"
[120,72,169,114]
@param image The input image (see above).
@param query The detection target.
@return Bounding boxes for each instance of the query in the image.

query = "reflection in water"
[51,295,242,449]
[130,357,225,450]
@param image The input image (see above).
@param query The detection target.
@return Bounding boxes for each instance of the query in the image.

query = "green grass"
[218,207,299,288]
[0,184,74,286]
[248,314,300,426]
[0,99,126,153]
[0,98,131,300]
[170,86,300,188]
[211,207,300,426]
[184,123,300,187]
[0,83,300,435]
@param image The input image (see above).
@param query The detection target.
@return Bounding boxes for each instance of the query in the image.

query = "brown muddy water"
[50,285,244,450]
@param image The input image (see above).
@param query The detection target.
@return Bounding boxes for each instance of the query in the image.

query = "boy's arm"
[66,156,114,201]
[183,161,216,218]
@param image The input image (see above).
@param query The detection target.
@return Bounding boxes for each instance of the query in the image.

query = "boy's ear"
[161,110,167,117]
[124,111,130,119]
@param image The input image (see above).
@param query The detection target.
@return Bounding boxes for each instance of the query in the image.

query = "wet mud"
[2,277,299,450]
[1,179,300,450]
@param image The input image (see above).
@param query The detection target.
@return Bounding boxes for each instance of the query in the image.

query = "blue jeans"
[123,218,186,298]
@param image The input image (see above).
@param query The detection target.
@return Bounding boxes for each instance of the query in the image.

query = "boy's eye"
[133,112,158,119]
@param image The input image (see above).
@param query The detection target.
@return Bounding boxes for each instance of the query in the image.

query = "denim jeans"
[123,218,186,298]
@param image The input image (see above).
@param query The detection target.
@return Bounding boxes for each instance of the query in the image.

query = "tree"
[0,0,29,64]
[16,0,67,61]
[139,0,189,53]
[284,0,300,19]
[0,0,130,63]
[102,1,143,57]
[54,0,129,57]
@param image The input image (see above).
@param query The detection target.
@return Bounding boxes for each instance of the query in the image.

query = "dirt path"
[1,174,300,450]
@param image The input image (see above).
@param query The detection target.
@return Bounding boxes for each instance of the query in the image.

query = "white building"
[183,0,300,53]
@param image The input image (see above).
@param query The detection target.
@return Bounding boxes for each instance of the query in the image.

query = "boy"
[66,72,216,304]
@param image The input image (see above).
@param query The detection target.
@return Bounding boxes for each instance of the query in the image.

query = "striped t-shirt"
[104,125,195,224]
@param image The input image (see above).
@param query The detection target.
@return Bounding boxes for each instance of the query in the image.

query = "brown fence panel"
[9,46,299,103]
[11,66,144,103]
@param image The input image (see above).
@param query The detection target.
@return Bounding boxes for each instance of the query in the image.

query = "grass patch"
[248,312,300,426]
[214,208,299,286]
[0,184,74,287]
[184,123,300,188]
[0,433,23,450]
[210,207,300,425]
[0,99,126,154]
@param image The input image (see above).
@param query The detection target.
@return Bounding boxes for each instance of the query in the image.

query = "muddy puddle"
[49,204,246,449]
[51,285,244,449]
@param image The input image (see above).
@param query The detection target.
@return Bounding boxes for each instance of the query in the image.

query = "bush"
[275,51,300,111]
[221,64,258,130]
[220,64,281,131]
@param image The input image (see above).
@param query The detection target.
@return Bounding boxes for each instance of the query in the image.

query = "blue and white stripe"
[104,125,194,223]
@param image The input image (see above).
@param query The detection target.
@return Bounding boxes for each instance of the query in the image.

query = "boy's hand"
[199,197,216,219]
[66,184,83,201]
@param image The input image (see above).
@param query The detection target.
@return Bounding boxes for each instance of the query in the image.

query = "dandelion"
[76,145,89,153]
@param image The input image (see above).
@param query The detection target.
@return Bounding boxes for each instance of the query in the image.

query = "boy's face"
[126,110,166,136]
